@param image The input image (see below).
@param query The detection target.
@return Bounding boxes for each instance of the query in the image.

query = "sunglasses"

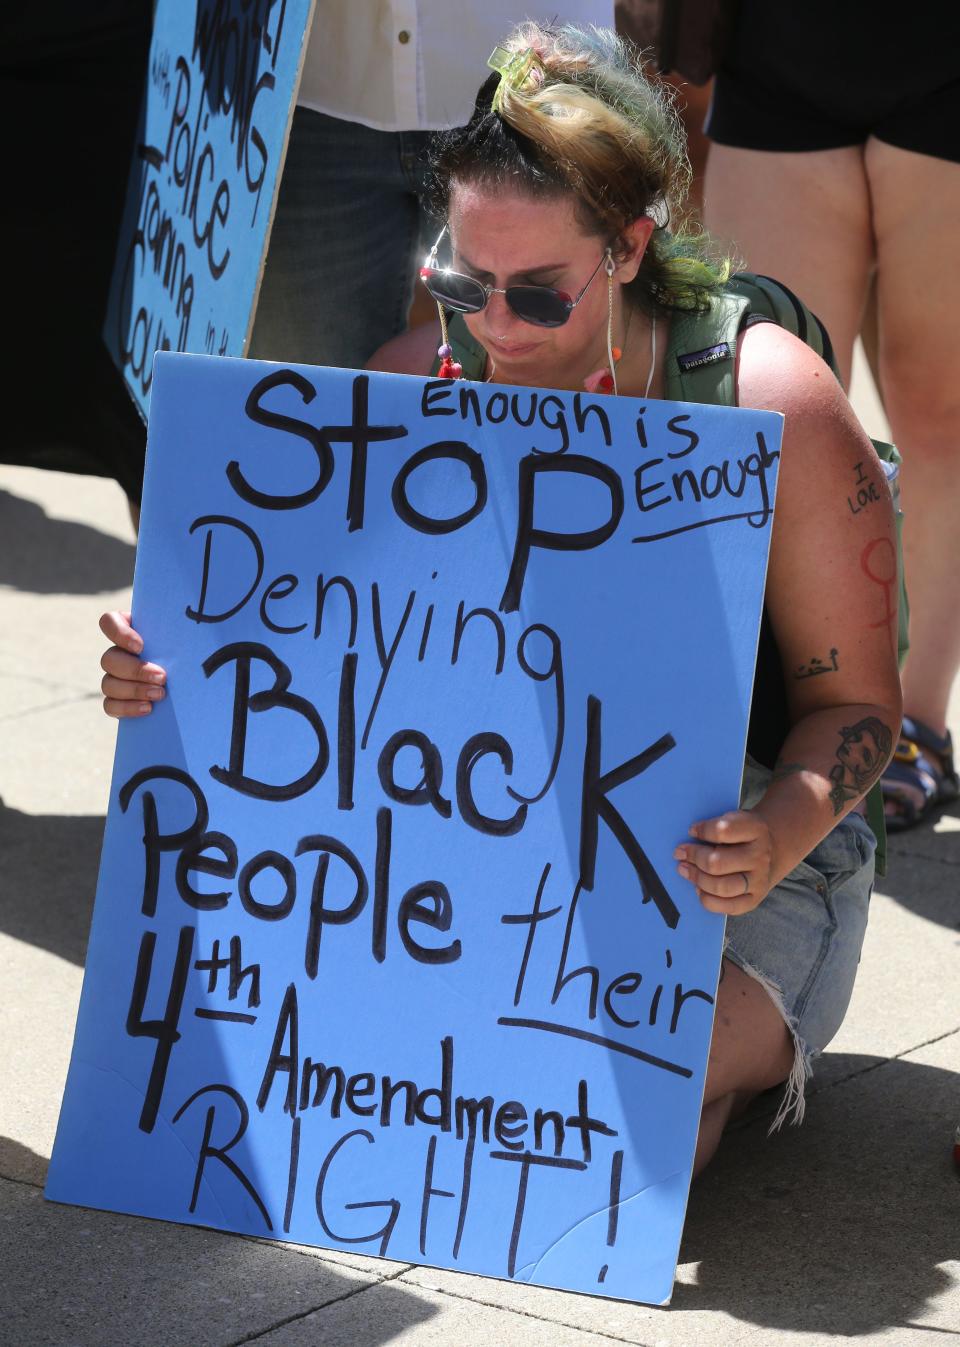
[419,225,611,329]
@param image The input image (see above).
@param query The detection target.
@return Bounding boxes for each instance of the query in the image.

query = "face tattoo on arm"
[828,716,894,816]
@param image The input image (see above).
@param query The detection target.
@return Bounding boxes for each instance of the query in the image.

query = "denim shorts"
[724,756,877,1125]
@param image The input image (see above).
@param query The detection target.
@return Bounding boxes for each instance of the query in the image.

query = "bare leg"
[703,144,874,387]
[695,959,795,1174]
[868,140,960,741]
[695,1093,743,1177]
[861,278,883,398]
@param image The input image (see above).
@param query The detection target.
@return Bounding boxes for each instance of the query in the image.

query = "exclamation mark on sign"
[283,1115,301,1233]
[597,1148,624,1284]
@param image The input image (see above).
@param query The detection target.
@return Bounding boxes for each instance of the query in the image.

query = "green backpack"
[433,273,907,870]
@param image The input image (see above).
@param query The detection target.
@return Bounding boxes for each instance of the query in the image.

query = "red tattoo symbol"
[860,537,897,651]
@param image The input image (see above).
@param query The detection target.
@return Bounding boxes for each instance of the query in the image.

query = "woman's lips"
[492,341,540,357]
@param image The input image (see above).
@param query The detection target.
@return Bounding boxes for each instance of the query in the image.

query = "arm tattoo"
[847,461,883,517]
[794,648,839,680]
[828,716,893,815]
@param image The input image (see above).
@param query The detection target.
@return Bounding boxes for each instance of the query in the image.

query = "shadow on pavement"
[0,1136,49,1187]
[0,489,134,595]
[678,1053,959,1336]
[2,1150,436,1347]
[0,806,101,966]
[883,798,960,932]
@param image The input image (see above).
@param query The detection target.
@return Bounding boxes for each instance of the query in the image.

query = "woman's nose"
[485,289,522,332]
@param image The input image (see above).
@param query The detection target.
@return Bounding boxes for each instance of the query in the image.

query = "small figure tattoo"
[828,716,893,815]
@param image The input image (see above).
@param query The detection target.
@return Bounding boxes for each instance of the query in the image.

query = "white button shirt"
[297,1,615,132]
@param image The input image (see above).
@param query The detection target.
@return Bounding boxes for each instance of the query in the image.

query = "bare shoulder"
[735,319,876,487]
[736,321,849,423]
[366,321,443,375]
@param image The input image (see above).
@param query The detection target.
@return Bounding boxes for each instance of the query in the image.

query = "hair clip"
[487,45,541,110]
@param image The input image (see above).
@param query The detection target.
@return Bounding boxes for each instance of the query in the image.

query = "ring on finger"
[739,871,749,895]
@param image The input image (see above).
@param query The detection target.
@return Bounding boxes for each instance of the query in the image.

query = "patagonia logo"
[676,342,732,372]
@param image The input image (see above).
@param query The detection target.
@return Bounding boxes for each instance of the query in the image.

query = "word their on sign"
[104,0,315,416]
[47,356,782,1306]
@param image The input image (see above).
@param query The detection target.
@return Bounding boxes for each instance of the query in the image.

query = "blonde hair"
[430,23,730,313]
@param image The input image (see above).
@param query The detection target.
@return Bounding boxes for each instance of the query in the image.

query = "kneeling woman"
[99,24,901,1172]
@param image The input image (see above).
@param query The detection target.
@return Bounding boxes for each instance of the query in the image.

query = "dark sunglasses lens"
[506,286,572,328]
[421,270,486,313]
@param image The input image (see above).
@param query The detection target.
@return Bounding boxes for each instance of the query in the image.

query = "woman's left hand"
[674,811,776,915]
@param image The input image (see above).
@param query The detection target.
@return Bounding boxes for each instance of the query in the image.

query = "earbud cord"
[607,252,656,398]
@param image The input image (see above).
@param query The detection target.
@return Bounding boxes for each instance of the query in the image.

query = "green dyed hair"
[430,22,731,313]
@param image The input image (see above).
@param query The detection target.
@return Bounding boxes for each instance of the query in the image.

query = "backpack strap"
[428,312,488,381]
[664,272,842,408]
[663,288,749,407]
[741,273,839,375]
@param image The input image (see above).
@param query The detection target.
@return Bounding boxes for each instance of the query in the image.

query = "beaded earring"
[435,307,463,380]
[582,248,622,395]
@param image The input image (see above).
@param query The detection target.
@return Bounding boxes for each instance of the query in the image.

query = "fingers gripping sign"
[673,810,775,915]
[99,609,142,655]
[99,609,167,718]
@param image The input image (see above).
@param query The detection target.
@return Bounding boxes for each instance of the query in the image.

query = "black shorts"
[706,2,960,164]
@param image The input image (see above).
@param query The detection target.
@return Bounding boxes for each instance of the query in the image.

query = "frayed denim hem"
[724,948,812,1131]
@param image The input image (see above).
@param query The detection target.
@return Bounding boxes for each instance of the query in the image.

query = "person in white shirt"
[248,1,611,368]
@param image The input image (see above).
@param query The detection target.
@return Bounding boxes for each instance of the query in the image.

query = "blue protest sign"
[104,1,315,417]
[47,354,782,1304]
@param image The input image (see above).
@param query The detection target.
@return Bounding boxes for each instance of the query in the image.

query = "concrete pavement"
[1,353,958,1345]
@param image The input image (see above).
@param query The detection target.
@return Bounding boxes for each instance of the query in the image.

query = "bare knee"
[867,140,960,447]
[703,959,795,1104]
[877,356,960,452]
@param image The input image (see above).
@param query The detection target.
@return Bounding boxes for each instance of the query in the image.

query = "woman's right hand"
[99,610,167,718]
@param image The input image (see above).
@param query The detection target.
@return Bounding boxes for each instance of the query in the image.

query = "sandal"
[881,716,960,832]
